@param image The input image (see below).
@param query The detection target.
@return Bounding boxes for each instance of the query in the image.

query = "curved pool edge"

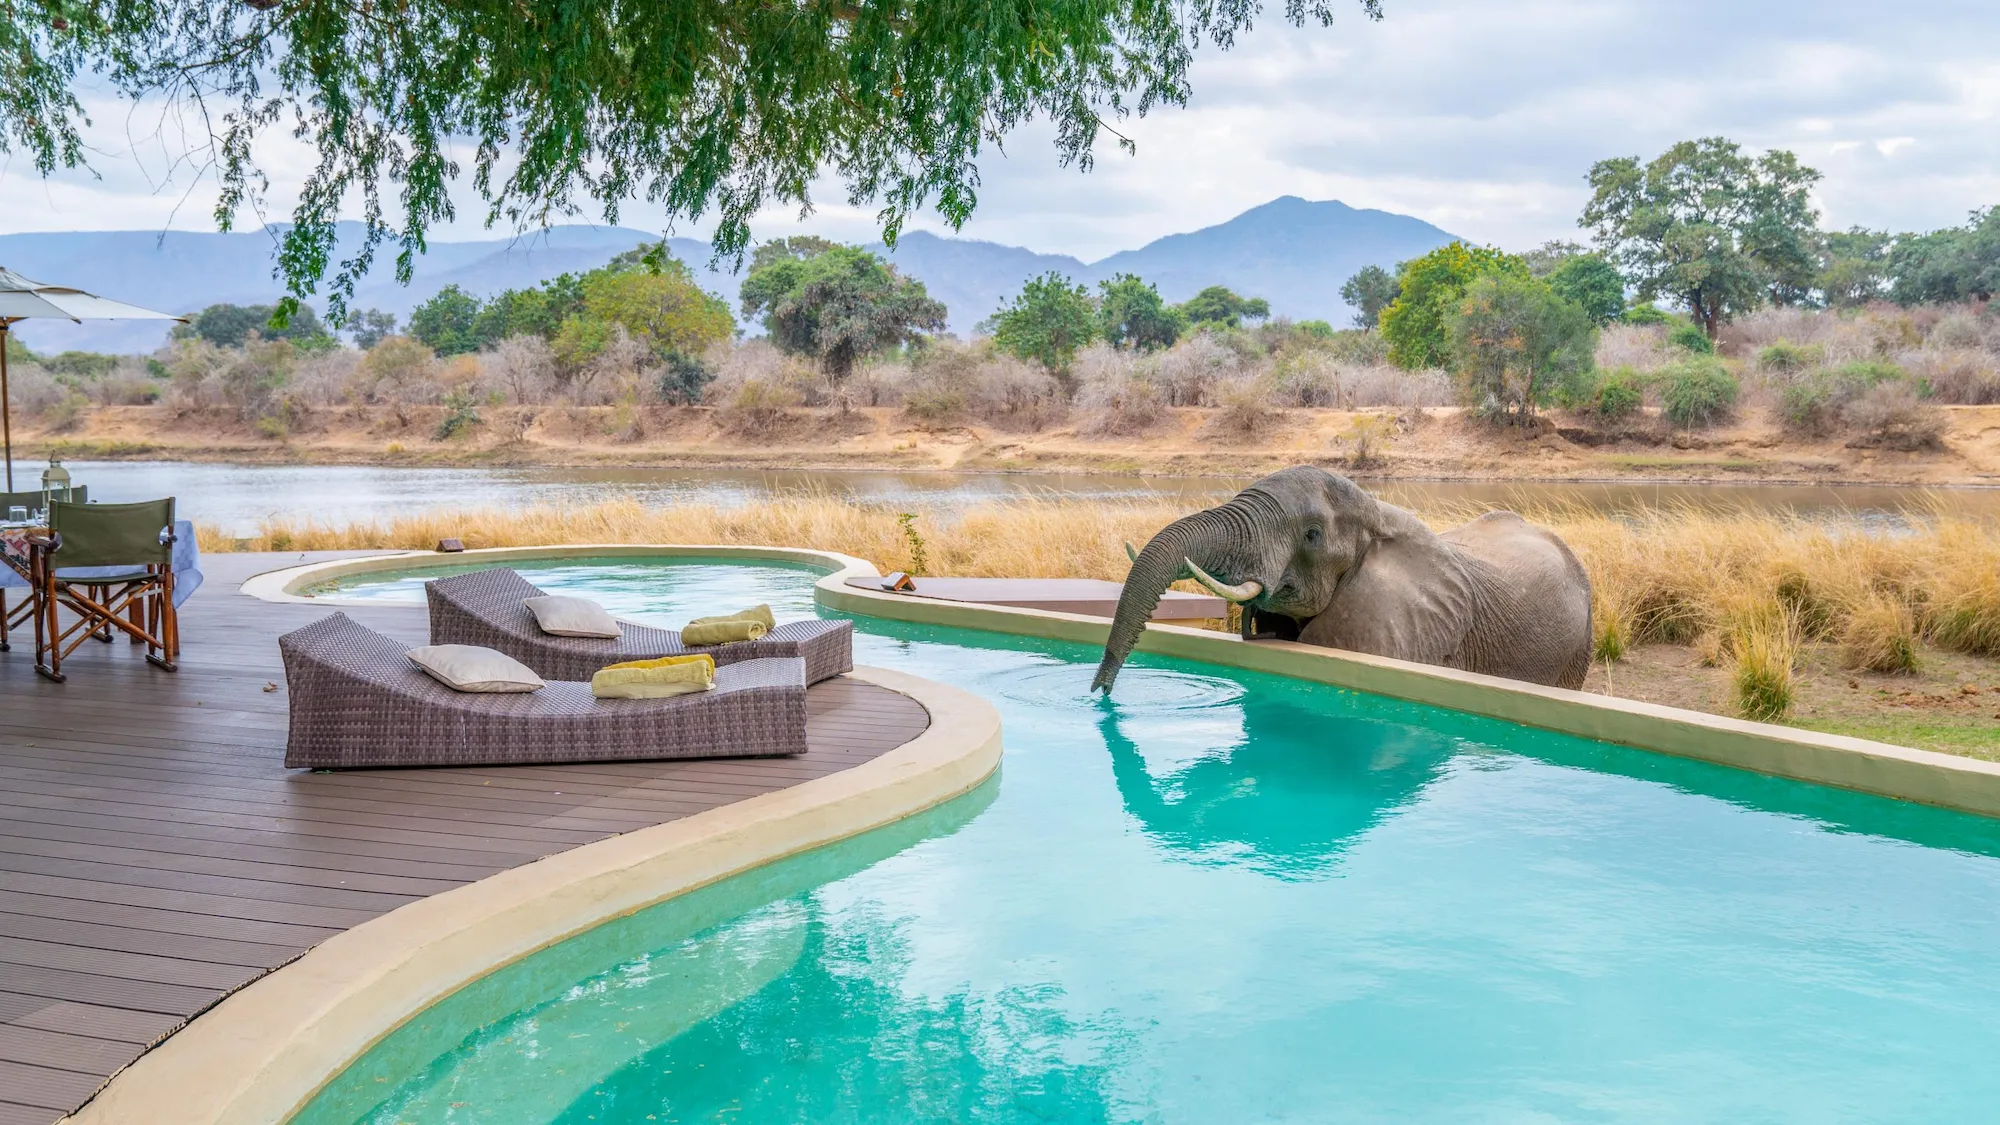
[237,543,878,607]
[60,664,1002,1125]
[818,571,2000,820]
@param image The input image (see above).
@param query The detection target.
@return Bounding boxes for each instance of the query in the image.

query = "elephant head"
[1093,465,1398,693]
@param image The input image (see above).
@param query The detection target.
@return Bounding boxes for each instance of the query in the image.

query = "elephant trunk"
[1092,503,1256,693]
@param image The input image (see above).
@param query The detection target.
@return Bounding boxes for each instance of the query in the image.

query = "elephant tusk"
[1184,558,1263,603]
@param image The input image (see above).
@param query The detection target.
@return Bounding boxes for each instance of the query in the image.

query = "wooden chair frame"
[0,588,35,652]
[31,531,179,683]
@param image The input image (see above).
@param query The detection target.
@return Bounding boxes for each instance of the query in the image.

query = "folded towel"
[697,604,777,629]
[591,654,716,699]
[680,604,776,646]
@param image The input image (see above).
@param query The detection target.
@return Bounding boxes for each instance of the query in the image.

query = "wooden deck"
[0,553,929,1125]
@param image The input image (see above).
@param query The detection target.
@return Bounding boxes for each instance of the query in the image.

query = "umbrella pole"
[1,321,11,491]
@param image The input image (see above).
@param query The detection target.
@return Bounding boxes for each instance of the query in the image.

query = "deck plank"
[0,551,928,1123]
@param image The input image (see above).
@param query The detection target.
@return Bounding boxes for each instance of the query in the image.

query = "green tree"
[989,273,1098,375]
[1581,137,1822,338]
[1096,274,1186,351]
[473,274,587,343]
[1523,239,1590,278]
[740,245,947,384]
[406,285,484,356]
[1546,254,1627,325]
[1888,208,2000,305]
[749,236,844,273]
[1818,228,1893,308]
[1447,273,1597,423]
[581,261,733,355]
[175,302,330,349]
[2,3,1383,318]
[1379,243,1529,369]
[346,309,398,350]
[1176,285,1270,329]
[1338,265,1400,329]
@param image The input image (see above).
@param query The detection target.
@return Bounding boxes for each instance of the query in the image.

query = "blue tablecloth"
[0,519,203,607]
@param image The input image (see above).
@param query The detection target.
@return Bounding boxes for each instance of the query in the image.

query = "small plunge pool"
[295,557,2000,1124]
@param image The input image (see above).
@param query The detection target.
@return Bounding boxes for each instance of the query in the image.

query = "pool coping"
[61,663,1002,1125]
[237,542,878,607]
[243,544,2000,818]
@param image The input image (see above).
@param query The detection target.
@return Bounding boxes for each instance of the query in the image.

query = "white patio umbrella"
[0,267,186,490]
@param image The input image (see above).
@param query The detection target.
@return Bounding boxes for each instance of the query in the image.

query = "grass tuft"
[1731,605,1800,721]
[1839,593,1920,674]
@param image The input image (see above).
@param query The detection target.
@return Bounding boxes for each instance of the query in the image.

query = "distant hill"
[0,198,1460,353]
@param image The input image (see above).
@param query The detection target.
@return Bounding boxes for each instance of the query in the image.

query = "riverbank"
[22,401,2000,486]
[198,496,2000,760]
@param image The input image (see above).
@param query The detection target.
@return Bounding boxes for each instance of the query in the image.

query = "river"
[40,460,2000,536]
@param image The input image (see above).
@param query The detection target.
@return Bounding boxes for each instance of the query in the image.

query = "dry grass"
[197,495,1191,583]
[199,496,2000,669]
[1839,593,1920,674]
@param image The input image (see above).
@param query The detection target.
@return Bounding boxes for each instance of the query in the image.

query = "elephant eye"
[1305,527,1322,545]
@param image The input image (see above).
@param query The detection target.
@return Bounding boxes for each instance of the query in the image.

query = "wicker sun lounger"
[278,612,809,769]
[425,568,854,685]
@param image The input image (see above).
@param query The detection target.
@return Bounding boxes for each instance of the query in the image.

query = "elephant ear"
[1300,533,1477,666]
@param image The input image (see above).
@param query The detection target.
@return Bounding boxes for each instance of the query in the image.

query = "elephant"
[1092,465,1593,693]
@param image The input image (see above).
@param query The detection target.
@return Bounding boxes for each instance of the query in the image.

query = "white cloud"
[4,0,1998,259]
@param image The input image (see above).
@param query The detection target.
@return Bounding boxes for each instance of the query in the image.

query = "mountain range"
[0,197,1460,354]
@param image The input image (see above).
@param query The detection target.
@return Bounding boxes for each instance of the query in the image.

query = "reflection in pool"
[296,560,2000,1124]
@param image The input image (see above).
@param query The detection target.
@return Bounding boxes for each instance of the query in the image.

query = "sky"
[2,0,1996,261]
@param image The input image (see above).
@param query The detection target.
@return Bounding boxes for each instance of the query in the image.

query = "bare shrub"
[288,349,362,407]
[848,360,912,407]
[968,353,1062,430]
[1928,310,1991,351]
[7,363,64,416]
[1899,346,2000,404]
[704,340,826,408]
[358,336,439,404]
[1151,331,1240,406]
[1722,308,1822,356]
[1204,376,1280,438]
[1322,330,1391,366]
[483,335,557,405]
[1595,323,1670,372]
[216,337,301,422]
[1073,344,1165,437]
[88,357,163,405]
[719,378,802,435]
[1726,307,1876,366]
[164,337,229,409]
[899,342,980,427]
[1843,381,1946,450]
[1270,351,1342,407]
[1266,352,1449,409]
[1346,364,1452,409]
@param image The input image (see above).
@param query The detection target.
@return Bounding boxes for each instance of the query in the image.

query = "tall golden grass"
[199,496,2000,672]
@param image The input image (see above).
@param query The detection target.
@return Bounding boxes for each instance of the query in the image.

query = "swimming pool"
[297,558,2000,1123]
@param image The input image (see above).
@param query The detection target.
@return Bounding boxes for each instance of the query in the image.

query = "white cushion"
[407,645,545,693]
[523,595,622,639]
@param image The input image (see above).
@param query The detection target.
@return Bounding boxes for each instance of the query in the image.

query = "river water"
[44,460,2000,536]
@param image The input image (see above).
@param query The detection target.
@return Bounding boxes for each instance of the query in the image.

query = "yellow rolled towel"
[591,654,716,699]
[680,605,776,646]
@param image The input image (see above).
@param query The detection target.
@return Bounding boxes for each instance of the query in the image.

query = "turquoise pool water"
[299,559,2000,1124]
